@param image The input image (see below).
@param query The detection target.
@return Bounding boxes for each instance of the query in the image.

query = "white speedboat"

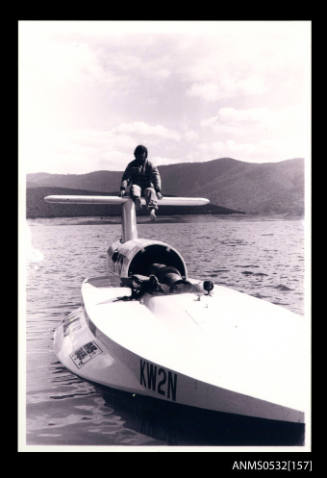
[46,195,307,424]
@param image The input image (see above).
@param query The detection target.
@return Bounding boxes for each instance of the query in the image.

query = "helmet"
[134,145,148,158]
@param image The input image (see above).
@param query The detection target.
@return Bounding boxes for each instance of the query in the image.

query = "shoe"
[149,208,156,221]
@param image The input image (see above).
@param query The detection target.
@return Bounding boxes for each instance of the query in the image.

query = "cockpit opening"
[127,244,187,278]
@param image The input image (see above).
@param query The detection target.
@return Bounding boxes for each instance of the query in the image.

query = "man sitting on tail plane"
[119,144,163,221]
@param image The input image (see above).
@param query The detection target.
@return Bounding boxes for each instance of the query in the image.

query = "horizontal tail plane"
[44,195,210,242]
[44,195,210,207]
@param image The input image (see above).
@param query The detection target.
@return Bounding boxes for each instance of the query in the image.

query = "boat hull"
[54,277,306,424]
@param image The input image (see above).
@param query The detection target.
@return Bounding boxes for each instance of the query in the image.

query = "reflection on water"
[96,385,304,447]
[24,215,306,447]
[27,361,304,447]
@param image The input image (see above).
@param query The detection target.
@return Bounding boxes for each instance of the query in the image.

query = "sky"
[19,20,311,174]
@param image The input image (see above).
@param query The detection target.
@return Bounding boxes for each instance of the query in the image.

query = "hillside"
[158,157,304,215]
[26,157,305,217]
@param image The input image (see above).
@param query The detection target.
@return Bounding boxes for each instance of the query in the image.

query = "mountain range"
[26,157,305,218]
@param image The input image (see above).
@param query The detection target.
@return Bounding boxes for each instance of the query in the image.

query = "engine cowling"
[107,238,188,281]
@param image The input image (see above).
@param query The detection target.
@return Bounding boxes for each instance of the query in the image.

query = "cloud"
[218,107,270,123]
[187,75,267,102]
[197,139,281,162]
[106,50,172,80]
[181,23,309,106]
[201,107,272,129]
[21,34,117,90]
[113,121,180,141]
[197,103,309,163]
[183,129,199,142]
[199,131,307,163]
[22,122,183,174]
[201,105,308,140]
[187,82,223,102]
[20,21,310,173]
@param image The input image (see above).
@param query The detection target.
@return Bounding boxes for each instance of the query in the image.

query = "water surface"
[24,214,306,447]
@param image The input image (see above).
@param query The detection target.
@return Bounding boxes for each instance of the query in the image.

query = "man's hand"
[119,189,126,198]
[156,191,163,200]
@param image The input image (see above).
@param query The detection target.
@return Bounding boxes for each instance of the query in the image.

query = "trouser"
[130,184,158,210]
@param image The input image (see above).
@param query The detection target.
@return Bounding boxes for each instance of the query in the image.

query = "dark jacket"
[120,159,162,192]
